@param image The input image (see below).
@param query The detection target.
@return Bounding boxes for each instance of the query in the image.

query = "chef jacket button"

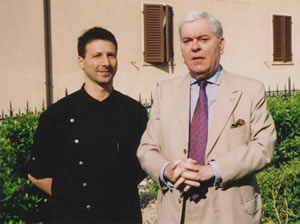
[178,198,182,204]
[82,182,87,187]
[79,161,84,166]
[183,149,187,154]
[70,118,75,123]
[86,205,91,210]
[74,139,79,144]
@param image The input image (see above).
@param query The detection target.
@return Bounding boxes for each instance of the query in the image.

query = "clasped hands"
[163,158,215,192]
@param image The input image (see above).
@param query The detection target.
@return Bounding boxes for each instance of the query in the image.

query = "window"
[273,15,292,62]
[143,4,173,63]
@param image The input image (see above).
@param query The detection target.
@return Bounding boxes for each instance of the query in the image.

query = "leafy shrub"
[267,93,300,166]
[0,112,48,224]
[257,159,300,223]
[144,176,158,198]
[257,93,300,223]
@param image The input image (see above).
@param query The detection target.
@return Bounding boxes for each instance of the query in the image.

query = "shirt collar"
[190,64,222,86]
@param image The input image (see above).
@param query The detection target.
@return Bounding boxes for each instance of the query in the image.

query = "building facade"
[0,0,299,115]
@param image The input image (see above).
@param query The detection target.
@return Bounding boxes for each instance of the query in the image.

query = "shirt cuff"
[159,161,174,189]
[209,161,222,186]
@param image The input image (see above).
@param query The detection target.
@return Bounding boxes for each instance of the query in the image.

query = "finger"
[28,174,37,182]
[173,176,186,189]
[167,163,177,171]
[165,165,184,183]
[172,167,185,182]
[181,170,200,181]
[164,161,184,182]
[168,160,182,171]
[186,158,198,164]
[173,159,183,166]
[168,159,184,173]
[178,161,199,172]
[183,184,191,192]
[184,179,201,187]
[172,161,199,182]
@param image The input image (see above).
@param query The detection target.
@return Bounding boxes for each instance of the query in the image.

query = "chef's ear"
[78,56,85,70]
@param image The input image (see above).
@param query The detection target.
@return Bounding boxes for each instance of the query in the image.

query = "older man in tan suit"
[137,10,276,224]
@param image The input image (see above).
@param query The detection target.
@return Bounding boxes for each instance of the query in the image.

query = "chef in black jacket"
[28,26,148,224]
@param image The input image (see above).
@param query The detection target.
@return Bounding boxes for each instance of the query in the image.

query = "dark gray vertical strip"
[44,0,53,107]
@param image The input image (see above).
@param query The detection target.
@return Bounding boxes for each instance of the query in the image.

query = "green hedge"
[267,93,300,167]
[0,113,48,224]
[0,93,299,223]
[257,159,300,224]
[257,92,300,223]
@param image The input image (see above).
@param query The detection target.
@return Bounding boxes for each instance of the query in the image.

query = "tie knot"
[197,79,207,89]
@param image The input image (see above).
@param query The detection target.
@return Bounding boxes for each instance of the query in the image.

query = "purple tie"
[189,79,208,166]
[189,80,208,200]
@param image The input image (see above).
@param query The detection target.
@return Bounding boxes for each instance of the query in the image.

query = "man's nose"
[191,40,201,51]
[102,55,110,66]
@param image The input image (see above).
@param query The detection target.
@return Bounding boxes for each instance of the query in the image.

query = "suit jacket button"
[183,149,187,154]
[178,198,182,204]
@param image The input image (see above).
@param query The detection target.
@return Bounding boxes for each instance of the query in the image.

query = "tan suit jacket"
[137,70,276,224]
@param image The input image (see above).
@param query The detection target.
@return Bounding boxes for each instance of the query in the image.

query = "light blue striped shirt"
[190,64,222,185]
[190,65,222,130]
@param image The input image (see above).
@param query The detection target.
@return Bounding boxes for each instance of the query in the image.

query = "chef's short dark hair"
[77,26,118,58]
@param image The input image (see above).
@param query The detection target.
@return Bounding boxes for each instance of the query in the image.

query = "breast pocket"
[228,125,249,150]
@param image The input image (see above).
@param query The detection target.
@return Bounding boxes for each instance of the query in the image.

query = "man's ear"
[219,37,225,55]
[78,56,84,69]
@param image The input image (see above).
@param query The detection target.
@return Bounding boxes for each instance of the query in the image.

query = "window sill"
[272,61,294,65]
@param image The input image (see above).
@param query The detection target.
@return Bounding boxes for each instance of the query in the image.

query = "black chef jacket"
[28,86,148,224]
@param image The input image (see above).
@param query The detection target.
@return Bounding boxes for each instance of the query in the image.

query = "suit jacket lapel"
[206,71,242,156]
[172,74,190,147]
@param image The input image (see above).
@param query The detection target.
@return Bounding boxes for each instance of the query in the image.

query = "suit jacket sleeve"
[216,81,276,186]
[137,84,169,186]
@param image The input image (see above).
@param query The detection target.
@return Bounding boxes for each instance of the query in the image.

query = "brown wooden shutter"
[144,4,165,63]
[284,16,292,62]
[165,5,174,63]
[273,15,283,61]
[273,15,292,62]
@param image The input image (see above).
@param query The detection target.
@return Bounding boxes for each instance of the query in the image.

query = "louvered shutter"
[273,15,292,62]
[273,15,283,61]
[144,4,165,63]
[284,16,292,62]
[165,5,174,63]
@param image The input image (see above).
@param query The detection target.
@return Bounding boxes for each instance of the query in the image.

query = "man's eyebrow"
[91,52,102,56]
[182,36,193,40]
[182,34,210,39]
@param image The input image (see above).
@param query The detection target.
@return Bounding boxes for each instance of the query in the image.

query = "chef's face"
[78,39,118,87]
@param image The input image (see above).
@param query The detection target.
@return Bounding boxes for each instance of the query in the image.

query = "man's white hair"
[179,10,223,39]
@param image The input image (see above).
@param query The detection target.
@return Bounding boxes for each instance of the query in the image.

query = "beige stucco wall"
[1,0,299,115]
[217,0,300,90]
[0,0,45,115]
